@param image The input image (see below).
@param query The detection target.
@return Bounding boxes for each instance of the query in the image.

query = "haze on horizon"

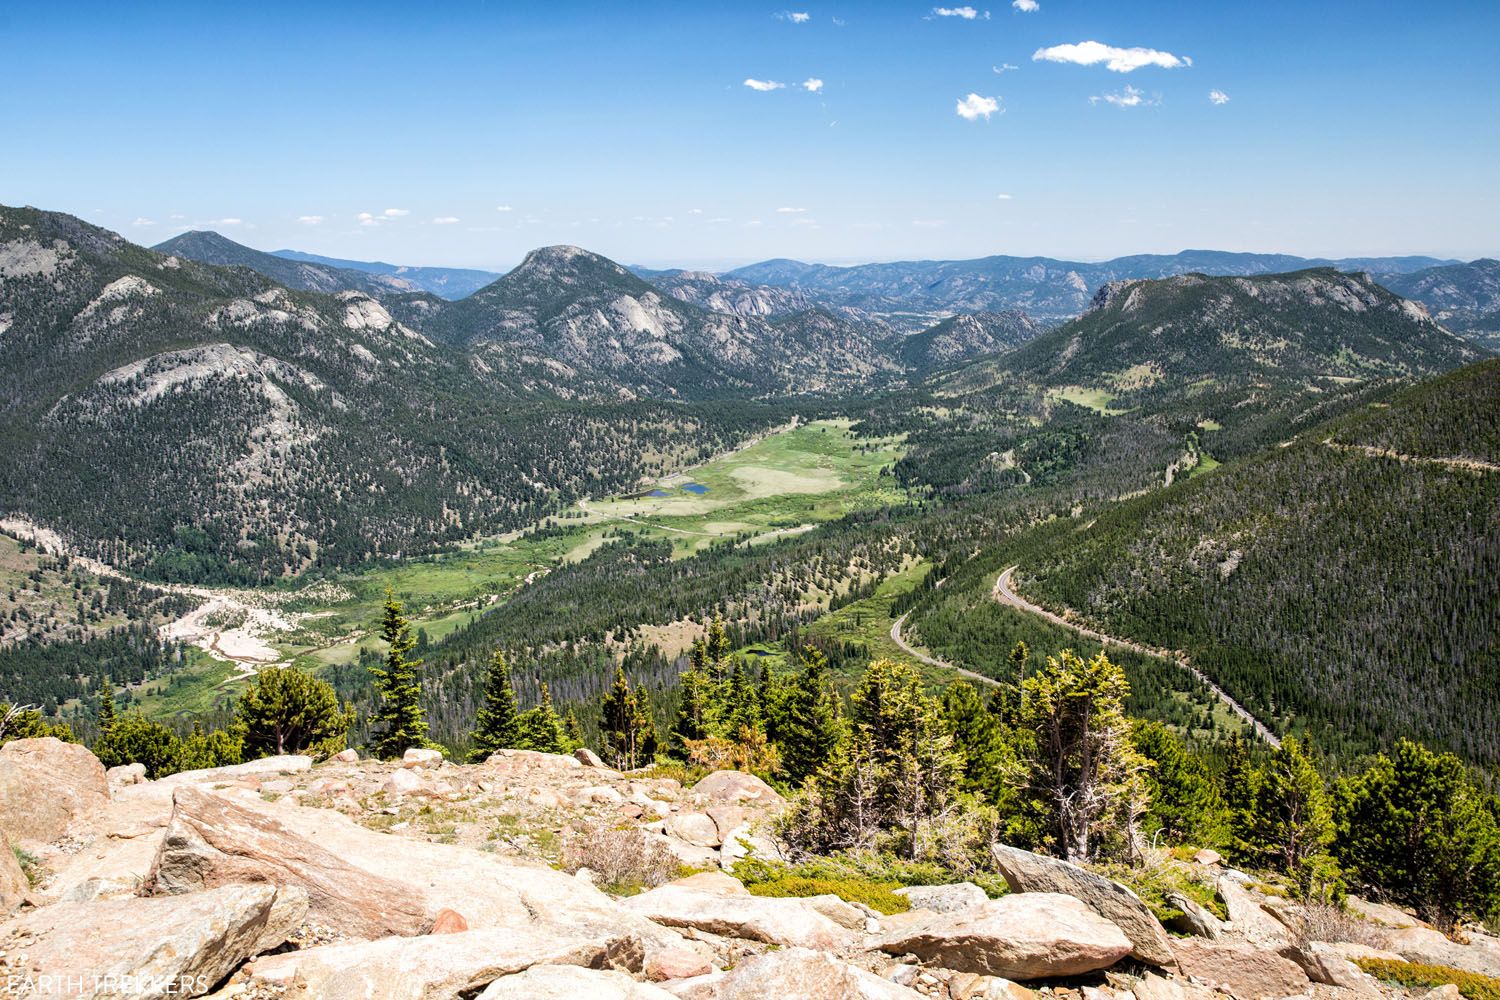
[5,0,1497,271]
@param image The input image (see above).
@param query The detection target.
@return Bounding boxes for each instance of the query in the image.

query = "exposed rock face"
[0,737,109,845]
[144,785,430,939]
[1165,891,1226,938]
[2,884,305,999]
[991,843,1176,967]
[246,924,646,999]
[1280,942,1381,994]
[156,754,311,786]
[478,966,680,999]
[875,892,1133,979]
[1390,926,1500,977]
[894,882,988,914]
[1171,938,1311,1000]
[681,947,922,999]
[691,771,785,808]
[1,828,28,914]
[622,877,850,950]
[1217,877,1292,946]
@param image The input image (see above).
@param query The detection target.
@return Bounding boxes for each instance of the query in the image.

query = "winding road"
[992,566,1279,745]
[889,611,1003,690]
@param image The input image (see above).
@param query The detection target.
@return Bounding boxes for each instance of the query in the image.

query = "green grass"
[747,874,912,915]
[1047,385,1129,415]
[131,649,243,719]
[1356,958,1500,1000]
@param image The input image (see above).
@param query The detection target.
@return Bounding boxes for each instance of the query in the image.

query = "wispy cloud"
[955,92,1002,120]
[1209,89,1231,105]
[382,207,409,217]
[777,206,807,214]
[214,218,242,226]
[1090,84,1159,108]
[993,63,1019,74]
[802,78,824,92]
[1034,40,1191,72]
[495,205,514,213]
[996,193,1014,200]
[776,10,811,23]
[358,212,379,227]
[744,78,786,91]
[297,215,324,225]
[432,216,460,224]
[1012,0,1039,11]
[132,217,156,227]
[688,208,704,215]
[932,6,988,19]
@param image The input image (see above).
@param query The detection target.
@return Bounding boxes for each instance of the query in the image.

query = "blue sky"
[3,0,1497,269]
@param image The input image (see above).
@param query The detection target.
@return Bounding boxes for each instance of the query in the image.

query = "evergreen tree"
[1134,721,1232,850]
[778,644,842,785]
[236,665,352,758]
[599,667,656,769]
[1334,740,1500,929]
[941,680,1017,800]
[468,650,522,762]
[1243,737,1338,899]
[96,676,116,735]
[721,658,762,735]
[368,591,431,759]
[517,682,573,754]
[668,657,712,759]
[94,712,179,778]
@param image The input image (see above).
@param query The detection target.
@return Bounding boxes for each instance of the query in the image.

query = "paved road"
[889,612,1004,689]
[992,565,1280,745]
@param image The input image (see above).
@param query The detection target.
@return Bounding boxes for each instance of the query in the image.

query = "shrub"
[559,824,681,896]
[1095,851,1225,924]
[1289,901,1391,950]
[733,851,1010,903]
[12,844,42,887]
[748,874,910,915]
[1356,958,1500,1000]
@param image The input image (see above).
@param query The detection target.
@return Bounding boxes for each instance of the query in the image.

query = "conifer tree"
[96,676,116,735]
[599,667,656,769]
[669,657,712,758]
[236,665,352,758]
[941,680,1016,798]
[517,682,572,753]
[1243,737,1338,898]
[1134,720,1232,850]
[468,650,521,762]
[778,644,841,785]
[368,590,431,759]
[721,658,762,735]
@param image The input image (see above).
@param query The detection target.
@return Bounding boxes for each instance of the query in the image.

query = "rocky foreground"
[1,737,1497,1000]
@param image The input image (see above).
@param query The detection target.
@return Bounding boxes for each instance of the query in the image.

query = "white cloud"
[932,6,988,19]
[1209,89,1230,105]
[358,212,378,227]
[777,206,807,213]
[744,78,786,91]
[955,92,1002,120]
[432,216,460,224]
[216,218,242,226]
[777,10,811,22]
[382,207,409,217]
[1012,0,1039,11]
[297,215,324,225]
[1091,84,1158,108]
[1033,40,1191,72]
[706,217,732,224]
[802,78,824,92]
[132,217,155,227]
[996,193,1014,200]
[688,208,704,215]
[495,204,514,212]
[993,63,1019,74]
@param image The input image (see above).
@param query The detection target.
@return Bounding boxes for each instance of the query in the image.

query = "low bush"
[1356,958,1500,1000]
[559,824,682,896]
[1095,853,1225,924]
[747,874,911,915]
[733,851,1009,905]
[1289,901,1391,949]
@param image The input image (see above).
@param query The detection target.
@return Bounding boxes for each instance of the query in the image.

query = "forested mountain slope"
[271,248,501,299]
[1382,258,1500,349]
[900,311,1041,372]
[153,231,416,297]
[0,207,783,581]
[1003,359,1500,768]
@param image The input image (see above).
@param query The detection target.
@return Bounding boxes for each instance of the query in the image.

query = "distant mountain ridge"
[152,231,414,298]
[272,249,501,300]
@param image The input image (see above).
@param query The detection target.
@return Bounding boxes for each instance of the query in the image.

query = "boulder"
[699,948,922,999]
[479,966,679,999]
[667,812,723,848]
[247,924,645,999]
[1321,941,1405,964]
[429,907,469,934]
[947,974,1039,1000]
[1346,895,1427,929]
[107,762,147,787]
[803,893,870,930]
[156,754,311,785]
[623,881,851,949]
[691,770,785,807]
[894,882,988,914]
[403,747,444,768]
[144,785,430,939]
[331,748,360,763]
[1390,925,1500,977]
[876,892,1133,980]
[718,822,784,871]
[384,767,426,796]
[1280,942,1381,995]
[6,884,305,999]
[646,946,716,981]
[2,828,28,914]
[485,748,583,770]
[991,843,1176,967]
[575,748,607,768]
[1165,891,1226,938]
[0,736,109,845]
[1217,877,1293,945]
[1171,938,1310,1000]
[1193,849,1223,867]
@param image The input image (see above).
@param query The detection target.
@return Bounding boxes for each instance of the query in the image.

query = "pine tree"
[368,590,431,759]
[721,658,762,735]
[1134,720,1232,850]
[669,658,712,759]
[599,667,656,769]
[468,650,521,762]
[778,644,841,786]
[1243,737,1338,898]
[941,680,1016,799]
[236,665,353,758]
[705,616,731,679]
[517,682,572,753]
[96,676,116,735]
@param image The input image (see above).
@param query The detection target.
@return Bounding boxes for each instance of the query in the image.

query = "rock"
[672,870,749,894]
[479,966,679,999]
[0,736,109,845]
[623,881,851,949]
[1280,942,1380,994]
[1346,895,1426,929]
[107,762,148,787]
[646,947,716,981]
[803,893,869,930]
[1193,849,1223,866]
[894,882,988,914]
[383,767,426,796]
[331,748,359,763]
[947,974,1037,1000]
[485,748,583,769]
[991,843,1176,967]
[1217,877,1292,945]
[1390,925,1500,977]
[1172,938,1311,1000]
[1,828,27,914]
[718,822,784,871]
[247,924,646,999]
[8,884,305,999]
[1419,986,1464,1000]
[692,770,785,807]
[705,805,747,838]
[157,754,312,785]
[1165,891,1226,938]
[144,784,431,939]
[403,747,444,768]
[575,747,607,767]
[649,831,722,870]
[667,812,723,848]
[429,907,469,934]
[700,948,922,999]
[1322,941,1405,964]
[876,892,1133,980]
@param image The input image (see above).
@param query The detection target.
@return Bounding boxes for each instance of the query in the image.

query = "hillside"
[272,248,501,299]
[900,311,1041,371]
[997,359,1500,766]
[152,231,415,297]
[0,207,781,581]
[1383,258,1500,349]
